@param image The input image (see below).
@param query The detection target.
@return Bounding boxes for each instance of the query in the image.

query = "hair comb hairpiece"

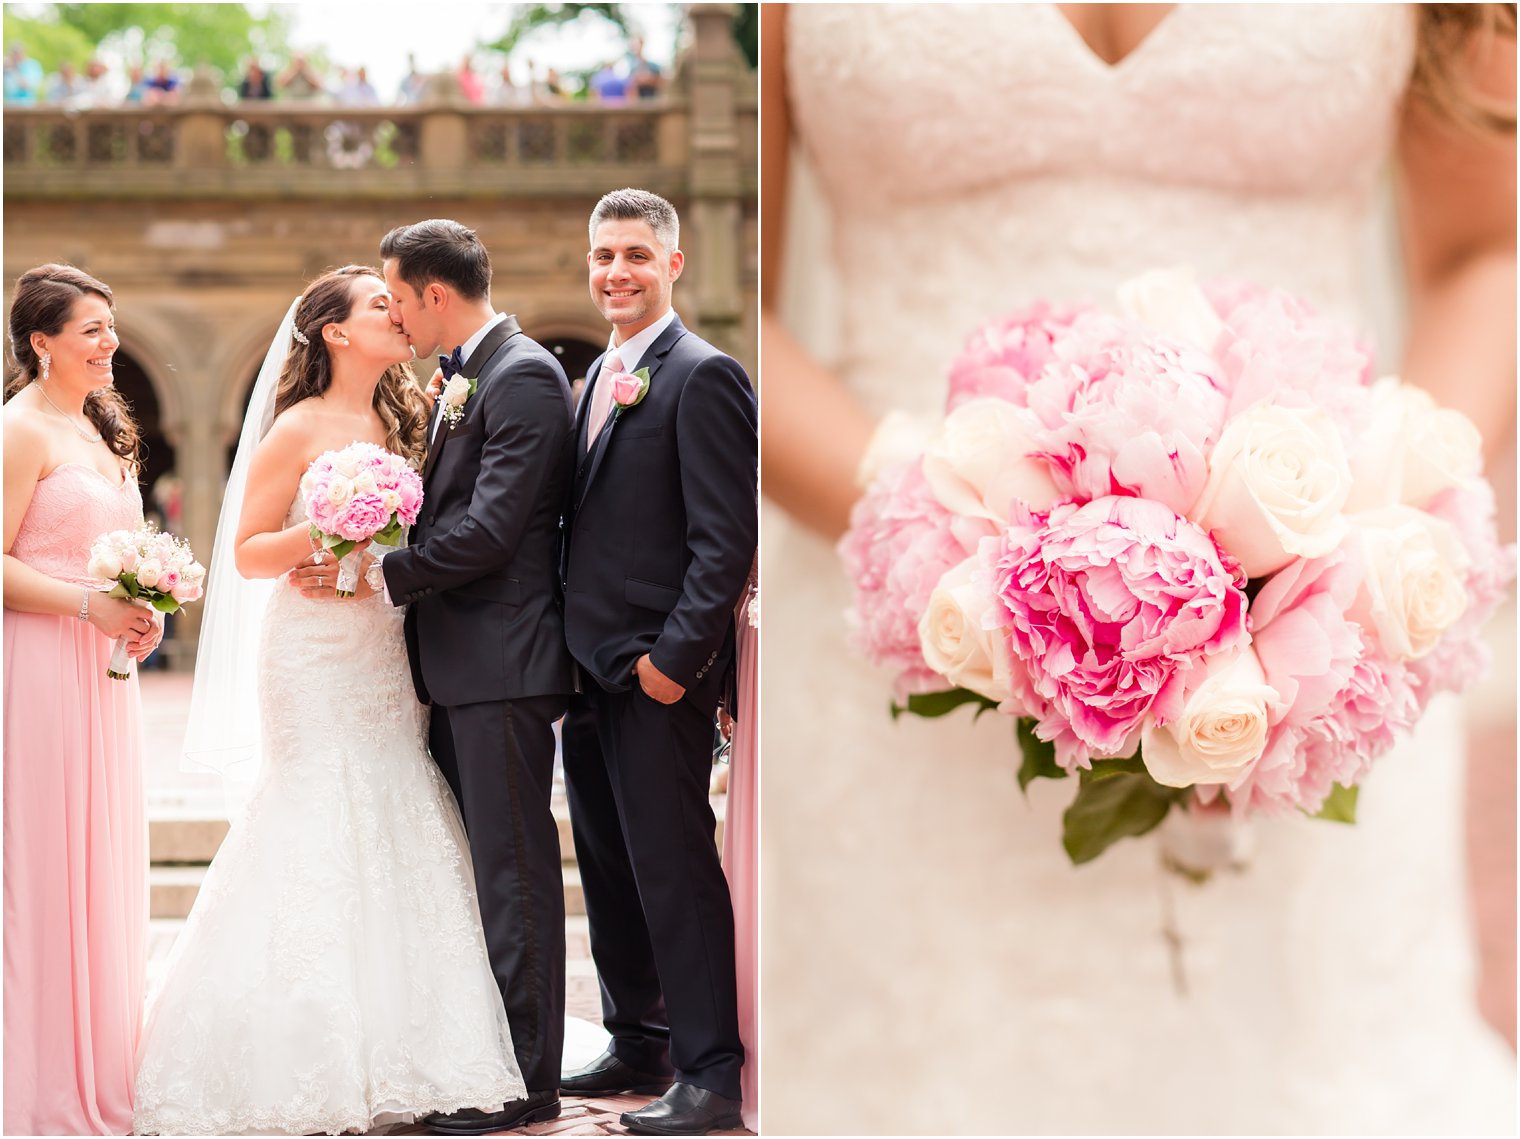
[291,327,310,346]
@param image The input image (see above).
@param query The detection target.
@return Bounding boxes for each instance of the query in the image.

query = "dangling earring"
[39,351,51,382]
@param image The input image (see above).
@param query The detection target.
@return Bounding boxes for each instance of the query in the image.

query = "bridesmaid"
[720,561,758,1133]
[3,264,162,1134]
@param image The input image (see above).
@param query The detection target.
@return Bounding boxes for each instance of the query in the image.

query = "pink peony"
[395,469,424,525]
[1208,282,1374,435]
[839,459,991,696]
[1249,551,1363,731]
[335,492,390,542]
[988,495,1249,769]
[1021,314,1228,516]
[945,302,1093,412]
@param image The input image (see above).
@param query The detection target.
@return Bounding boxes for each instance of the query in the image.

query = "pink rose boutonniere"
[609,367,652,422]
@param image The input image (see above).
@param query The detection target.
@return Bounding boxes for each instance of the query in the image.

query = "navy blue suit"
[383,316,576,1094]
[560,314,757,1100]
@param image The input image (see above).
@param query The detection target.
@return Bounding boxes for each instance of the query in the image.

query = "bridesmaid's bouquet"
[840,269,1513,866]
[88,525,205,680]
[300,442,423,597]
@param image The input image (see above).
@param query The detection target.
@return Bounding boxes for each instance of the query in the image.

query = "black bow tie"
[438,345,465,380]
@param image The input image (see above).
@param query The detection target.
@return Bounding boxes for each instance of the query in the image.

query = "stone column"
[684,3,746,364]
[176,65,226,171]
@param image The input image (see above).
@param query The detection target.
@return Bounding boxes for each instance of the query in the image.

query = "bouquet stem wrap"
[107,634,134,681]
[334,547,364,598]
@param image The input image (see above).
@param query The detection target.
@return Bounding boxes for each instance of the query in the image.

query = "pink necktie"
[585,351,623,452]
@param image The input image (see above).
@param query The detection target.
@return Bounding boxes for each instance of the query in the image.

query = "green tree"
[3,9,96,73]
[18,4,289,79]
[487,3,638,59]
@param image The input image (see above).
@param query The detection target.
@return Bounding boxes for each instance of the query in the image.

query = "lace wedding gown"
[133,493,525,1135]
[763,5,1516,1133]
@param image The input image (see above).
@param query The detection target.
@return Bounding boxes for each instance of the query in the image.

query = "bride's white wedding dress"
[764,5,1516,1133]
[133,493,525,1136]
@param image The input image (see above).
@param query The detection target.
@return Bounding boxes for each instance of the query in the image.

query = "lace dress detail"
[133,492,525,1136]
[763,5,1516,1133]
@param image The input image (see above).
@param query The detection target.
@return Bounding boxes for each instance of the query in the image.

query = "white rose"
[916,556,1012,704]
[353,470,379,496]
[325,479,353,509]
[1116,266,1224,351]
[922,397,1060,523]
[443,375,472,407]
[333,454,359,479]
[185,561,207,585]
[135,558,163,589]
[88,549,123,581]
[1349,505,1469,661]
[854,409,938,489]
[1141,649,1280,789]
[1346,379,1484,513]
[381,489,402,513]
[1192,402,1352,577]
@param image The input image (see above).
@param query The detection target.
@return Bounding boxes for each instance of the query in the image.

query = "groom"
[559,189,757,1134]
[377,219,577,1134]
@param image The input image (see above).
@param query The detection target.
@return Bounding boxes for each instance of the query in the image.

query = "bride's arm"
[1396,25,1516,461]
[233,412,319,579]
[760,4,875,542]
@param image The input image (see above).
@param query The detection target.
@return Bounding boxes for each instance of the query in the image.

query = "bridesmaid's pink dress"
[4,462,146,1136]
[721,575,758,1133]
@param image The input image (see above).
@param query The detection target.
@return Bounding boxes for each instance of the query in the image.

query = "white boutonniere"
[608,366,652,423]
[440,375,478,428]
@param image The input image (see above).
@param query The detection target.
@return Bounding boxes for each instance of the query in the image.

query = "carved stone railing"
[0,100,717,199]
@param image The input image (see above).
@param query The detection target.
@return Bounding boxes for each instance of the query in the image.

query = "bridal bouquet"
[840,269,1512,866]
[300,442,423,597]
[88,525,205,680]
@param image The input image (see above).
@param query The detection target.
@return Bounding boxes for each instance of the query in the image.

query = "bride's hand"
[422,367,445,410]
[289,546,375,600]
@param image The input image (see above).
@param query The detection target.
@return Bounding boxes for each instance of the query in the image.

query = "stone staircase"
[149,791,726,920]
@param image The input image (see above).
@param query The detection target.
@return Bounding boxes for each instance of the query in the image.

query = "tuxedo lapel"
[421,315,523,485]
[576,316,687,508]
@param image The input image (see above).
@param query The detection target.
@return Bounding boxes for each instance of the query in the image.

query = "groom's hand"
[634,653,685,704]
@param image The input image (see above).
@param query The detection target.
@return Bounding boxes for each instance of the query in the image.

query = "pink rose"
[170,578,202,604]
[1022,313,1228,515]
[946,301,1092,411]
[839,459,991,696]
[989,495,1249,769]
[610,371,648,408]
[156,567,181,594]
[335,492,390,542]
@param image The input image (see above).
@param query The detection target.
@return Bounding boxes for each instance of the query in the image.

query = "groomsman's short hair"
[379,219,491,300]
[589,189,679,255]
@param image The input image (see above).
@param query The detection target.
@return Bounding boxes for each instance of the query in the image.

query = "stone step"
[148,795,726,873]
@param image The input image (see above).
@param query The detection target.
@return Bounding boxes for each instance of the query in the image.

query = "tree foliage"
[10,4,290,79]
[486,3,638,59]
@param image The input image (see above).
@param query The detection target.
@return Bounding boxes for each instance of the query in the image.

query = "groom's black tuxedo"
[382,314,576,1095]
[560,313,757,1101]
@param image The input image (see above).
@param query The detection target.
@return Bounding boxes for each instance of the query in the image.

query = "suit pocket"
[625,576,681,614]
[454,576,522,606]
[617,425,664,441]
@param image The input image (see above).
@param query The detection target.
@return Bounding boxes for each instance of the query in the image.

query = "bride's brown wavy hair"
[1413,4,1517,134]
[273,265,427,467]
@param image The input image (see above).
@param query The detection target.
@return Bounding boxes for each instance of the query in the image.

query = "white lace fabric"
[763,5,1516,1133]
[133,493,525,1136]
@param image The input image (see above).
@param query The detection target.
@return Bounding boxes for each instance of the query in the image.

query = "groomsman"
[559,189,757,1135]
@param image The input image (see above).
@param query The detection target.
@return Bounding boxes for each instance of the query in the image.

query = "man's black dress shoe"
[560,1049,673,1096]
[423,1090,560,1134]
[619,1083,742,1136]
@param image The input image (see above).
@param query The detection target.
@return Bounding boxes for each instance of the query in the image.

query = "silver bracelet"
[77,588,90,622]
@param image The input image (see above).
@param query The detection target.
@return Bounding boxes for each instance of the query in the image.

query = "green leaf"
[106,582,131,600]
[373,519,405,546]
[150,595,182,614]
[1062,768,1185,865]
[889,687,999,722]
[1312,783,1358,824]
[1015,718,1066,792]
[1080,755,1151,782]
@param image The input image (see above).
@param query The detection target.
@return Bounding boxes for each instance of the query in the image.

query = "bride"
[760,4,1515,1134]
[133,266,526,1135]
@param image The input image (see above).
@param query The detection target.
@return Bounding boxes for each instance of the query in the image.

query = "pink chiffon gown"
[721,571,758,1133]
[4,462,147,1136]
